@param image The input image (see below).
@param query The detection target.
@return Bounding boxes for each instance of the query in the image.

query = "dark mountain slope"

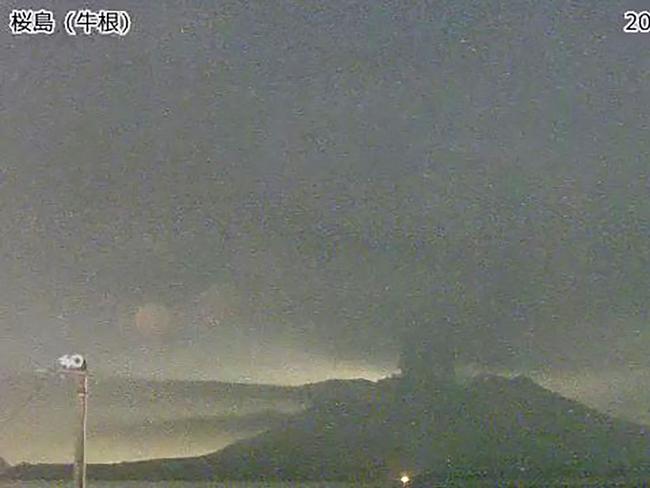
[4,375,650,483]
[205,375,650,483]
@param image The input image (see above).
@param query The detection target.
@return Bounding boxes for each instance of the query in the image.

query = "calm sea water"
[0,483,369,488]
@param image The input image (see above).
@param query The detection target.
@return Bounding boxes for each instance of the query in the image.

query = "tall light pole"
[58,354,88,488]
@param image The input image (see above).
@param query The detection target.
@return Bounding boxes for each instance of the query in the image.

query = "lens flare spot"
[135,303,171,336]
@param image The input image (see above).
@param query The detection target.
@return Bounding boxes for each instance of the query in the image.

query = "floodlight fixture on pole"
[58,354,88,488]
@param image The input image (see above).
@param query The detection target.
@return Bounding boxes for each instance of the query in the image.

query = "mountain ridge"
[4,374,650,483]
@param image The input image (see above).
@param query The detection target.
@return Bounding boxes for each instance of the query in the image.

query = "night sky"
[1,0,649,462]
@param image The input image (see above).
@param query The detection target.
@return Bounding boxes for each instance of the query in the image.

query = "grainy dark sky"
[0,0,648,406]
